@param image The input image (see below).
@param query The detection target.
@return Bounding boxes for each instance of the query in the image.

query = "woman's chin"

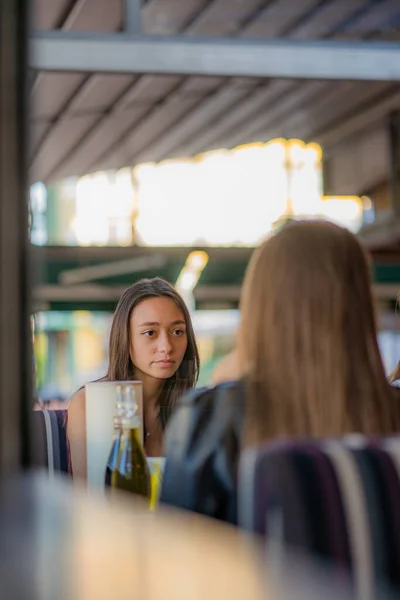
[151,365,178,379]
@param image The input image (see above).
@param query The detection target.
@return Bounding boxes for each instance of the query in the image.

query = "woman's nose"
[157,332,173,354]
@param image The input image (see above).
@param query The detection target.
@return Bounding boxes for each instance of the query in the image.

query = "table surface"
[0,472,266,600]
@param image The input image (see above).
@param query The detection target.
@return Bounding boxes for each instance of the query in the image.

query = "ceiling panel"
[83,74,222,172]
[30,122,51,160]
[121,75,184,106]
[242,0,323,38]
[291,82,393,142]
[289,0,368,40]
[36,75,183,180]
[316,87,400,148]
[30,115,100,181]
[50,106,152,182]
[138,80,262,163]
[107,95,205,168]
[180,77,225,93]
[65,0,123,32]
[334,0,400,39]
[214,81,328,149]
[67,74,137,114]
[142,0,208,34]
[30,0,400,194]
[122,0,359,166]
[175,80,295,157]
[33,0,71,29]
[31,73,87,120]
[184,0,268,37]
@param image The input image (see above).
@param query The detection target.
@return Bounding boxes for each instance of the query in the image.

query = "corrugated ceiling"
[30,0,400,184]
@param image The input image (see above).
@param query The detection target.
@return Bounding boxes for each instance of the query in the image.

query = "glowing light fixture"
[186,250,209,272]
[176,251,209,310]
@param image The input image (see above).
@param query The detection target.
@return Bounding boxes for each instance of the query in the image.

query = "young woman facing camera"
[67,278,199,479]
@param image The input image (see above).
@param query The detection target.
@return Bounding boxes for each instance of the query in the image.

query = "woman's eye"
[173,329,186,336]
[143,330,155,337]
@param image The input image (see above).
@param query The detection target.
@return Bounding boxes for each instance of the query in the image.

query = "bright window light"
[74,169,135,246]
[66,139,363,248]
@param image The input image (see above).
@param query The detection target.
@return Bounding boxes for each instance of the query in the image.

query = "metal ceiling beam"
[33,284,242,303]
[34,284,127,302]
[59,253,167,285]
[31,33,400,81]
[33,282,400,304]
[32,243,253,262]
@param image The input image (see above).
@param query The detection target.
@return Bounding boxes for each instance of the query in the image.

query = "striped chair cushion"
[239,437,400,597]
[31,409,72,476]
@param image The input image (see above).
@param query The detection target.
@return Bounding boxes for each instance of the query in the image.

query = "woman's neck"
[141,374,164,455]
[140,373,164,418]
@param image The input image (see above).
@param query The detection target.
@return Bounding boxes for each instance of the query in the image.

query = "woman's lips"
[154,360,175,367]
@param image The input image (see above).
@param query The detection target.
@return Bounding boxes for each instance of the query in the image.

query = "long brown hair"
[237,220,400,445]
[106,277,199,428]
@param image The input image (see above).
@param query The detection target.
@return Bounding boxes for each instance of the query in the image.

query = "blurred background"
[30,0,400,405]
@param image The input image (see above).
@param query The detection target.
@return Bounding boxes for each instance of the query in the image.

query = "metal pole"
[124,0,141,35]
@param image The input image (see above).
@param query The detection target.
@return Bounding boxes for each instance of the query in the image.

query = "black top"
[161,380,400,525]
[161,381,244,524]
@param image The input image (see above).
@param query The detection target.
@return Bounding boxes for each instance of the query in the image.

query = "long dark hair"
[106,277,199,428]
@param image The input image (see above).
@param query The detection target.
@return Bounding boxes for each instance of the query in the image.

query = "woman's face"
[129,297,188,382]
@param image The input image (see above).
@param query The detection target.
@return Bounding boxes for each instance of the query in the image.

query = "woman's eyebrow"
[138,320,186,327]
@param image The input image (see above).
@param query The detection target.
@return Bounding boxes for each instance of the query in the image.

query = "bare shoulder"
[211,350,240,385]
[68,387,86,410]
[67,387,87,480]
[67,388,86,434]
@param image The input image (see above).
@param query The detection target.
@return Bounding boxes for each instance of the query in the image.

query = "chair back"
[31,409,71,476]
[238,437,400,598]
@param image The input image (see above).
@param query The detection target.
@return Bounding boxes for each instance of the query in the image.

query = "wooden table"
[0,473,266,600]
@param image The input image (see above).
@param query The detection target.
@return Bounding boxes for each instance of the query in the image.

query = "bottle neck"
[122,419,143,448]
[121,416,141,431]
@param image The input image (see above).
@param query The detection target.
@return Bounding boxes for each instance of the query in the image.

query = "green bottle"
[111,386,151,501]
[105,384,124,488]
[105,416,122,488]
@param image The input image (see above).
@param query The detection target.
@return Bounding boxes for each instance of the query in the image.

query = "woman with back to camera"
[67,277,200,480]
[161,220,400,523]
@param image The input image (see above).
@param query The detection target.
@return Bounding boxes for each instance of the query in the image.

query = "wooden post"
[388,112,400,216]
[0,0,32,472]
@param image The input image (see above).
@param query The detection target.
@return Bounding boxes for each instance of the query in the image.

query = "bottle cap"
[123,385,138,419]
[115,384,139,428]
[115,384,124,417]
[124,385,137,412]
